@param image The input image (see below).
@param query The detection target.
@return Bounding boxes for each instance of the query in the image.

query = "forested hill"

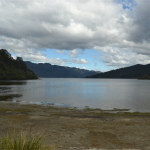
[85,64,150,79]
[139,73,150,79]
[25,61,100,78]
[0,49,38,80]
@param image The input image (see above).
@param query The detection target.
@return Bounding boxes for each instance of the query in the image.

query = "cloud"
[18,52,89,65]
[95,46,150,68]
[0,0,124,50]
[77,67,87,70]
[94,68,101,72]
[126,0,150,44]
[69,49,78,58]
[56,49,81,58]
[56,50,66,54]
[82,67,87,70]
[69,58,89,64]
[0,0,150,68]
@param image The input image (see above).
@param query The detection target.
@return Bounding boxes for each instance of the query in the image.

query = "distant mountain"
[0,49,38,80]
[85,64,150,79]
[25,61,100,78]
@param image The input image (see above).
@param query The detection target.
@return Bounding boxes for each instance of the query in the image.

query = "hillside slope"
[0,49,38,80]
[139,73,150,79]
[86,64,150,79]
[26,61,100,78]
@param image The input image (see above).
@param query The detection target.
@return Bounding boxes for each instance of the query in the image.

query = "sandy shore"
[0,102,150,149]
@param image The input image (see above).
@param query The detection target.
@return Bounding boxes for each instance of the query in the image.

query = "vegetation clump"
[0,49,38,80]
[0,131,49,150]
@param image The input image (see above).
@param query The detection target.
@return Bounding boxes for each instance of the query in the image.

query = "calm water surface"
[0,78,150,112]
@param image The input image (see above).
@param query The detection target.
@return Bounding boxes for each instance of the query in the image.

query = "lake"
[0,78,150,112]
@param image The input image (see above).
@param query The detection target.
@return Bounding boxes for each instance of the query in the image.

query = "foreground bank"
[0,102,150,149]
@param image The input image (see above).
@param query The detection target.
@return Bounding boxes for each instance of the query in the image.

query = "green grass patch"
[0,131,50,150]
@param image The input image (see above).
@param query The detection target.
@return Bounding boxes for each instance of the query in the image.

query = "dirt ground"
[0,102,150,149]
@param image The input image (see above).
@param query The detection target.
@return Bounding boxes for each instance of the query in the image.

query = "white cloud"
[19,52,89,65]
[82,67,87,70]
[0,0,125,51]
[69,49,78,58]
[56,50,66,54]
[69,58,89,64]
[0,0,150,68]
[94,68,101,72]
[77,67,87,70]
[95,46,150,68]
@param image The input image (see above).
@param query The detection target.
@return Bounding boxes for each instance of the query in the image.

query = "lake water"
[0,78,150,112]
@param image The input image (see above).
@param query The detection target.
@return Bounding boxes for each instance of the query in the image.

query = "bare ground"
[0,102,150,149]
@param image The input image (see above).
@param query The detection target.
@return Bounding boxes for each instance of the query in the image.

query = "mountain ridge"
[25,61,100,78]
[85,64,150,79]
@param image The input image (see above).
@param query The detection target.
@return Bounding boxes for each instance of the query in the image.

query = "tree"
[0,49,11,58]
[16,57,23,61]
[0,49,38,80]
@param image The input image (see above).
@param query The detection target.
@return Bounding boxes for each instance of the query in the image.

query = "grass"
[0,130,50,150]
[0,107,35,114]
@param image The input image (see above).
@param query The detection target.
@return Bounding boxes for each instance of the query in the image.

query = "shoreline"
[1,100,149,113]
[0,102,150,149]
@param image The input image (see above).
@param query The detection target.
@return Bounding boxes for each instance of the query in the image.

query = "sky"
[0,0,150,72]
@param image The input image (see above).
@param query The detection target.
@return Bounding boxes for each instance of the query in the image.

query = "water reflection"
[0,79,150,112]
[0,94,22,101]
[0,87,11,93]
[0,81,26,85]
[0,81,25,102]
